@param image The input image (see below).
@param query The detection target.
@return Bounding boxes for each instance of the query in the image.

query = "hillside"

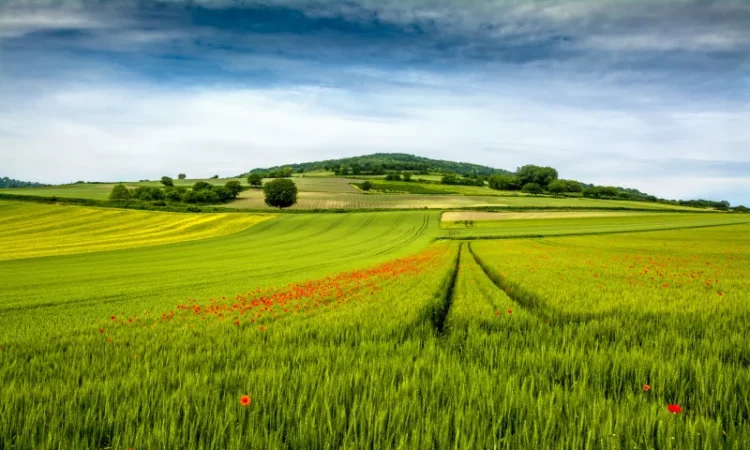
[243,153,513,177]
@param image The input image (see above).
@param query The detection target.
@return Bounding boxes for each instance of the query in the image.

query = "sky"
[0,0,748,204]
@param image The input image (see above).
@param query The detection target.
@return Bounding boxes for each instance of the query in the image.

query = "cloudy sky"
[1,0,748,203]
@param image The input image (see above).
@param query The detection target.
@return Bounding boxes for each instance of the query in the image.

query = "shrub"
[109,184,131,201]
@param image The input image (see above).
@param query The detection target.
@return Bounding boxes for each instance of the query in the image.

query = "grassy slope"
[0,209,439,332]
[0,201,271,260]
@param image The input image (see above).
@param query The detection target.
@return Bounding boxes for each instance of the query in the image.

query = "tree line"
[108,175,299,209]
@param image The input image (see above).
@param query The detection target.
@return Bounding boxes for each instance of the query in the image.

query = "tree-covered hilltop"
[0,177,49,188]
[242,153,513,177]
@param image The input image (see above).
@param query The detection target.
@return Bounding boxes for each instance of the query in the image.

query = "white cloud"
[1,75,748,204]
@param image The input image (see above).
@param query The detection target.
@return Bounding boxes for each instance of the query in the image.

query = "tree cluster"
[0,177,49,188]
[441,174,485,186]
[244,153,512,178]
[109,179,243,205]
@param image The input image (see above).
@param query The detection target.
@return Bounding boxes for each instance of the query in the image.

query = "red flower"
[240,395,251,406]
[643,384,651,391]
[110,315,116,321]
[99,328,104,334]
[495,310,500,316]
[667,404,682,414]
[507,309,512,314]
[259,326,265,331]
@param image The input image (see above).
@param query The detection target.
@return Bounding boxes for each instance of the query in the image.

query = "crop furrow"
[467,242,549,320]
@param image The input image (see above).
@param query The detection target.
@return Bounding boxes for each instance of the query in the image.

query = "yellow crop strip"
[0,201,273,260]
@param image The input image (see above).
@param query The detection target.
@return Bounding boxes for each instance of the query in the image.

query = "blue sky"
[1,0,748,204]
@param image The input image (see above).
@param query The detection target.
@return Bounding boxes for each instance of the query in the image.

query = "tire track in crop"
[467,243,550,320]
[427,243,462,335]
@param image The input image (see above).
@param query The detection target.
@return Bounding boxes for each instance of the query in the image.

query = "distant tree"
[181,190,201,204]
[488,174,521,191]
[351,163,362,175]
[361,181,373,191]
[516,165,559,189]
[192,181,212,191]
[225,180,243,199]
[165,189,182,202]
[263,178,298,209]
[210,175,219,179]
[247,174,263,188]
[547,180,566,196]
[441,174,459,185]
[178,173,187,180]
[109,184,131,201]
[521,182,542,195]
[160,176,174,187]
[213,186,233,202]
[385,173,402,181]
[402,172,412,182]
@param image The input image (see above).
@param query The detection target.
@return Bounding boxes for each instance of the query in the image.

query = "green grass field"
[1,200,749,449]
[440,212,749,238]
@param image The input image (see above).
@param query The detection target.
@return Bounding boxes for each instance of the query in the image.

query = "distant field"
[442,210,650,222]
[0,201,271,260]
[440,213,749,238]
[231,190,705,211]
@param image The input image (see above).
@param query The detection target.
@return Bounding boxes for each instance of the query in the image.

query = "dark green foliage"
[108,184,131,201]
[0,177,49,188]
[133,186,165,201]
[547,179,581,195]
[177,173,187,180]
[224,181,243,199]
[384,173,402,181]
[160,176,174,187]
[516,165,559,188]
[402,172,412,182]
[210,175,219,179]
[192,181,212,191]
[361,181,372,191]
[181,190,201,204]
[263,178,298,209]
[267,167,293,178]
[521,182,543,194]
[441,174,485,186]
[487,174,521,191]
[583,186,618,199]
[243,153,512,177]
[247,174,263,188]
[165,189,182,202]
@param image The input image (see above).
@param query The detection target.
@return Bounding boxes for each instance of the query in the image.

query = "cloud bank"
[1,0,748,203]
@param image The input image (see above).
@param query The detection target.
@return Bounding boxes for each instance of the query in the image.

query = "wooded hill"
[243,153,513,177]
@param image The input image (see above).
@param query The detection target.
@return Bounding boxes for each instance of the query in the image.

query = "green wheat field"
[1,200,749,449]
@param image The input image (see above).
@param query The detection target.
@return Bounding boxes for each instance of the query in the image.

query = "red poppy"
[495,310,500,316]
[240,395,251,406]
[259,326,265,331]
[111,316,116,321]
[643,384,651,391]
[667,404,682,414]
[507,309,512,314]
[99,328,104,334]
